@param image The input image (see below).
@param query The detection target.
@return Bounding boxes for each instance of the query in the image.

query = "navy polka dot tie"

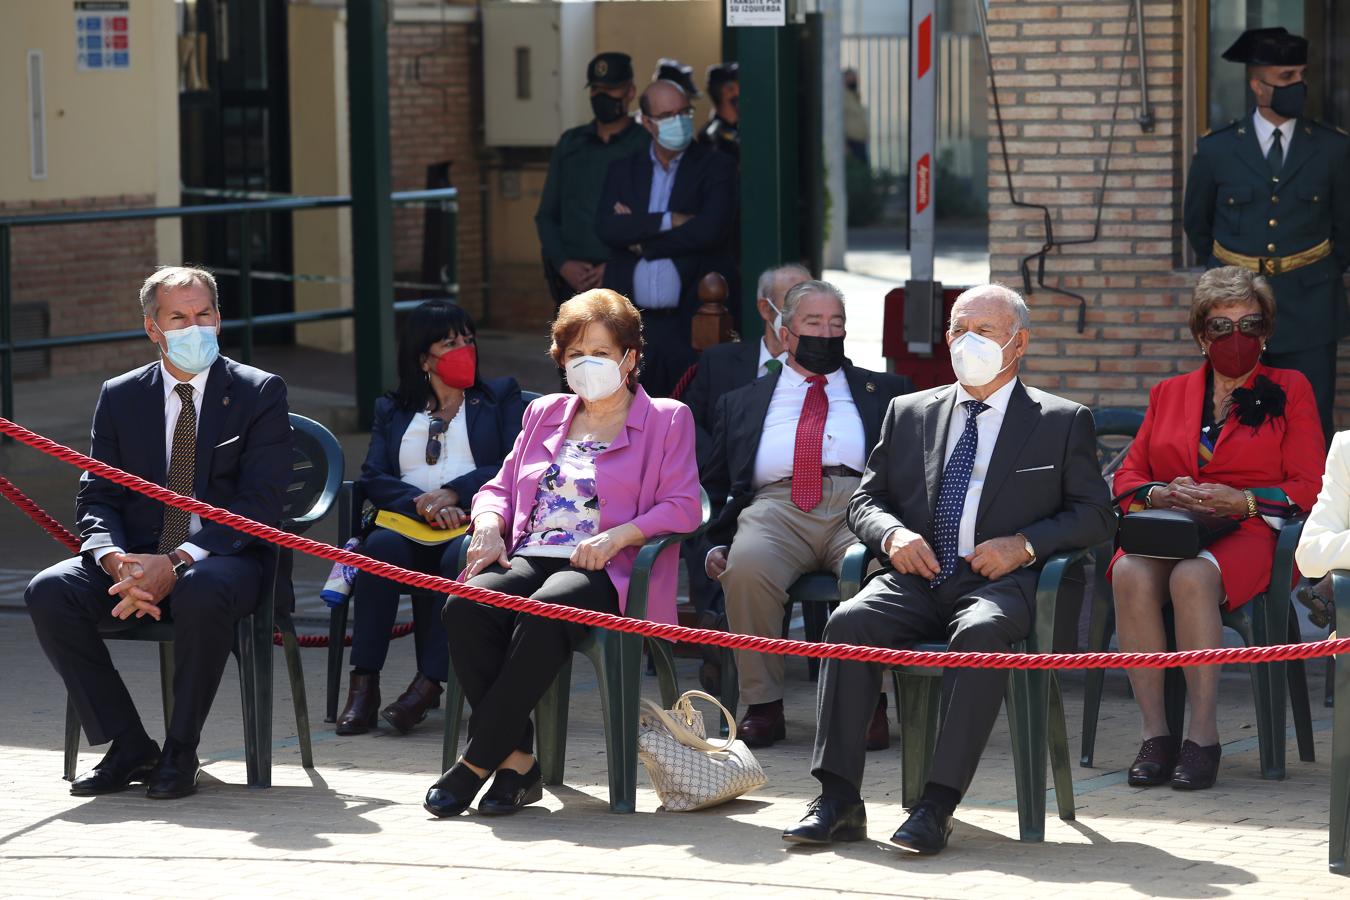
[932,399,988,586]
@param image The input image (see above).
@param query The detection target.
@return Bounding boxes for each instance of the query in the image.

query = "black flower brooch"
[1230,375,1286,429]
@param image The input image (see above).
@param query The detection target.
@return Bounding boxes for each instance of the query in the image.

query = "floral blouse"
[515,439,608,557]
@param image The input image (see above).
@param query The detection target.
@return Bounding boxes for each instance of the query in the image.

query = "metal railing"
[0,187,458,425]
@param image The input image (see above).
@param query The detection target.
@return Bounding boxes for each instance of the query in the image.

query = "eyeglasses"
[426,416,448,466]
[1203,314,1269,339]
[646,107,693,123]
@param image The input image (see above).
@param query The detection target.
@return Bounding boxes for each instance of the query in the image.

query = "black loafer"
[1171,740,1221,791]
[890,802,954,855]
[478,762,543,815]
[782,795,868,845]
[424,763,489,818]
[70,739,161,797]
[145,742,201,800]
[1128,735,1180,787]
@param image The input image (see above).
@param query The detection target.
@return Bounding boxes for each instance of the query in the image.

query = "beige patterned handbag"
[637,690,768,811]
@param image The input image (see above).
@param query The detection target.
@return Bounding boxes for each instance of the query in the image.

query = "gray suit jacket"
[848,379,1114,593]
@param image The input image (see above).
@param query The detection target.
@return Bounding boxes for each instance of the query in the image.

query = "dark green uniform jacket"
[1183,114,1350,354]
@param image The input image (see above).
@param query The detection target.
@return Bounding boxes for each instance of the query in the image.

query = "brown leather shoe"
[1171,740,1221,791]
[1127,735,1179,787]
[866,693,890,752]
[738,700,786,748]
[336,671,380,735]
[381,673,444,735]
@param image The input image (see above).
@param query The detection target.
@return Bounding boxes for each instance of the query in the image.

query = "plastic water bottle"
[321,537,363,607]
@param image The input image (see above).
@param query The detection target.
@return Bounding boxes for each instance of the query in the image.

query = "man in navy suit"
[25,266,291,800]
[596,78,738,397]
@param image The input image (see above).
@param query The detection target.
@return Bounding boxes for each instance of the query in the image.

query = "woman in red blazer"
[1110,267,1324,792]
[422,289,702,819]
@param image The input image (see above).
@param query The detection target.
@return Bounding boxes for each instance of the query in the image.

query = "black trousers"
[1265,343,1337,446]
[441,555,619,771]
[638,310,697,399]
[811,561,1032,797]
[682,534,724,619]
[350,527,464,682]
[25,552,262,748]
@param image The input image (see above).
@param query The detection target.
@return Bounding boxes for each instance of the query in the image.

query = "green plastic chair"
[838,542,1087,842]
[716,571,839,726]
[440,489,710,813]
[1324,571,1349,875]
[63,544,281,787]
[1079,519,1316,778]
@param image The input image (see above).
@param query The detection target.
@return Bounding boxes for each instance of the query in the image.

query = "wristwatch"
[1017,534,1037,567]
[167,549,192,579]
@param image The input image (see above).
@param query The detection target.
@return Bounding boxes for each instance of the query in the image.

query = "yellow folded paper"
[375,510,469,546]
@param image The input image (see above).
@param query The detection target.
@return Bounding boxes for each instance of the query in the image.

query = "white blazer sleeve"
[1295,431,1350,578]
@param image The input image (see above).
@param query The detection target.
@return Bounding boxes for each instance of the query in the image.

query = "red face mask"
[432,344,476,389]
[1208,332,1262,378]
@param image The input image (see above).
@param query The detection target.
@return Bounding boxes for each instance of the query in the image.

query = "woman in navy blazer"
[337,301,525,736]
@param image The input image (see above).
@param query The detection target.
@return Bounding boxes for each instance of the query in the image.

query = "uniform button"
[1268,218,1277,227]
[1271,195,1279,203]
[1313,194,1320,202]
[1272,176,1279,183]
[1227,197,1234,205]
[1267,243,1277,253]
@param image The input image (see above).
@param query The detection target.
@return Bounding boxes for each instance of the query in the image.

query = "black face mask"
[590,92,627,125]
[1260,79,1307,119]
[790,332,846,375]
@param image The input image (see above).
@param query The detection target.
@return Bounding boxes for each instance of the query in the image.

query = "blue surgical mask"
[155,322,220,374]
[655,114,694,152]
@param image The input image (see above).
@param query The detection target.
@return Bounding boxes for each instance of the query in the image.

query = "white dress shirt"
[399,410,477,494]
[1252,109,1295,161]
[91,362,212,566]
[941,378,1018,557]
[756,338,788,378]
[751,366,867,490]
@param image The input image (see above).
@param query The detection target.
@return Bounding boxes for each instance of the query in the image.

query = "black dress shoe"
[478,762,543,815]
[145,742,201,800]
[781,795,868,845]
[70,739,161,797]
[890,802,954,855]
[424,763,489,818]
[1128,735,1180,787]
[1171,740,1221,791]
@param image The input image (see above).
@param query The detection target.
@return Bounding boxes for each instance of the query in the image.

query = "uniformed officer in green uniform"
[535,52,650,307]
[698,62,739,161]
[1183,27,1350,439]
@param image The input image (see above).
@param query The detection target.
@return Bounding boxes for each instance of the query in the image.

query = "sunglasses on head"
[1203,314,1268,340]
[426,416,449,466]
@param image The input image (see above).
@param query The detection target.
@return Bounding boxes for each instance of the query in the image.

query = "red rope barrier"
[0,467,412,649]
[669,363,698,402]
[3,415,1348,670]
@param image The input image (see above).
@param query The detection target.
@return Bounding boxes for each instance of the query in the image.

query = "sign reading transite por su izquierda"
[727,0,786,28]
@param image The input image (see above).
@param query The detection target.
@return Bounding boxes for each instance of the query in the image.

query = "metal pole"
[238,210,254,363]
[903,0,941,358]
[443,199,459,301]
[347,0,396,431]
[0,225,12,430]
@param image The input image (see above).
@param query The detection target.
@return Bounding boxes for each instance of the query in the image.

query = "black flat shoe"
[70,739,161,797]
[781,795,867,845]
[478,762,543,815]
[1171,740,1221,791]
[1128,735,1180,787]
[145,742,201,800]
[890,802,954,855]
[424,763,489,818]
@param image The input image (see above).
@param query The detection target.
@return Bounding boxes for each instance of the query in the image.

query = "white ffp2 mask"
[566,351,628,401]
[949,331,1016,388]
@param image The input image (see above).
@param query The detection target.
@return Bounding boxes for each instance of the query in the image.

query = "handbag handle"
[641,689,739,752]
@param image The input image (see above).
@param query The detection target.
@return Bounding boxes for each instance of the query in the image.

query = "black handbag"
[1113,484,1240,559]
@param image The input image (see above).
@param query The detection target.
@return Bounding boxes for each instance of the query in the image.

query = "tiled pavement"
[1,601,1344,899]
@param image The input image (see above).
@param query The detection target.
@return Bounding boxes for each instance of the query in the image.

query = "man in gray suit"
[782,284,1113,854]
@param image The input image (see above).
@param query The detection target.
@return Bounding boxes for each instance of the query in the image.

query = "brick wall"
[386,21,486,323]
[985,0,1350,427]
[2,194,158,378]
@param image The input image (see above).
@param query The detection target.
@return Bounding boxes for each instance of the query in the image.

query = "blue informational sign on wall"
[75,1,131,72]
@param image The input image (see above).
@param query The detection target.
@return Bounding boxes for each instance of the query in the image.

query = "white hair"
[139,266,219,318]
[756,263,812,303]
[781,279,845,329]
[950,283,1030,333]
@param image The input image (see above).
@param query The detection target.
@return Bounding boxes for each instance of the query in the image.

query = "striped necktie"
[159,382,197,553]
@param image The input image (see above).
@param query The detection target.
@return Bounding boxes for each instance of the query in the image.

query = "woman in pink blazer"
[424,289,702,818]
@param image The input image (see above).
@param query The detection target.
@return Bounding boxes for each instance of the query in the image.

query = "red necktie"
[791,374,829,511]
